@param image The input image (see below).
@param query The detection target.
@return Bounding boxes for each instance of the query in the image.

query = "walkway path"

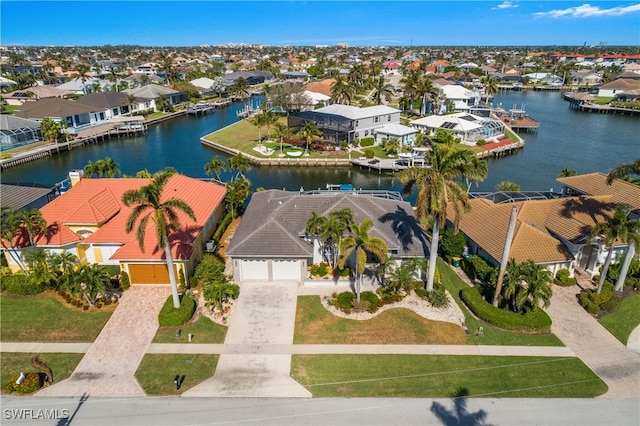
[37,286,169,397]
[546,284,640,398]
[182,281,311,398]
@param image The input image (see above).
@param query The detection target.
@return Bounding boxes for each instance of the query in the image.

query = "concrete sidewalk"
[182,281,311,398]
[37,286,170,397]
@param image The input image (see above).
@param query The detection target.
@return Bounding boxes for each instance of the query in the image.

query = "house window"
[388,115,391,121]
[113,108,119,116]
[365,130,369,136]
[355,120,358,127]
[374,116,379,123]
[99,112,105,120]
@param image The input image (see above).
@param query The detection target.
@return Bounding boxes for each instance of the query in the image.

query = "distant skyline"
[1,1,639,47]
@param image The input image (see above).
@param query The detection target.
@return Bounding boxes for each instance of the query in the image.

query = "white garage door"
[240,260,269,281]
[272,260,302,281]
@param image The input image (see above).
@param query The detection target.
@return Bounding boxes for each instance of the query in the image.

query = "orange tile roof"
[25,175,226,261]
[305,79,335,97]
[557,172,640,212]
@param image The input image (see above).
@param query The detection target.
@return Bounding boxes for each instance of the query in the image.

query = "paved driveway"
[37,286,170,397]
[547,285,640,398]
[182,281,311,397]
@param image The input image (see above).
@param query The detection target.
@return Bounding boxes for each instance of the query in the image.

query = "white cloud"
[494,1,518,10]
[534,3,640,18]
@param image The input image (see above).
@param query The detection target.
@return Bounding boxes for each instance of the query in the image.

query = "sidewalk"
[37,286,170,397]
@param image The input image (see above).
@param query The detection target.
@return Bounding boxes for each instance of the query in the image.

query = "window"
[388,115,391,121]
[365,130,369,136]
[374,116,379,123]
[99,112,105,120]
[355,120,359,127]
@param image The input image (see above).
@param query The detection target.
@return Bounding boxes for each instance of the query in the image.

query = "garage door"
[128,264,175,284]
[240,260,269,281]
[272,260,301,281]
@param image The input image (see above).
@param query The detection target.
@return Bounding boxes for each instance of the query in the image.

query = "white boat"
[397,147,429,165]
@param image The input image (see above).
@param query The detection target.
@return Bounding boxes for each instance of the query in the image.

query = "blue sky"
[1,1,639,47]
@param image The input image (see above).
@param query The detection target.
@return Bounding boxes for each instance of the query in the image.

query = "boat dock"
[350,158,421,173]
[186,99,232,115]
[494,104,540,133]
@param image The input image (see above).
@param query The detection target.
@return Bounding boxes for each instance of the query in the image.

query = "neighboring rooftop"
[557,172,640,213]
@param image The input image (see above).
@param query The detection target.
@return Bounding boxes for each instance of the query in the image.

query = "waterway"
[1,92,638,203]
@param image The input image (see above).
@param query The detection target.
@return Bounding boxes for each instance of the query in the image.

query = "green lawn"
[599,294,640,345]
[294,296,466,345]
[1,353,84,394]
[437,259,564,346]
[0,293,114,343]
[153,315,227,343]
[135,354,218,395]
[291,354,607,398]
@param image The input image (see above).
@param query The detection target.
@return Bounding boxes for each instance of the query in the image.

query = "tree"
[19,209,47,247]
[230,77,249,102]
[124,93,137,115]
[518,260,553,311]
[591,204,640,293]
[101,157,121,178]
[370,76,394,105]
[386,259,417,294]
[607,158,640,184]
[305,211,328,261]
[39,118,64,143]
[76,263,110,306]
[227,153,252,179]
[400,68,420,113]
[74,64,90,94]
[496,180,521,192]
[558,167,577,178]
[155,94,170,113]
[83,160,103,178]
[398,144,487,291]
[48,250,79,291]
[297,121,321,155]
[0,207,28,273]
[24,247,56,286]
[249,112,267,144]
[225,177,251,219]
[330,76,354,105]
[338,219,388,301]
[122,169,196,308]
[481,76,499,97]
[204,156,227,182]
[272,122,293,157]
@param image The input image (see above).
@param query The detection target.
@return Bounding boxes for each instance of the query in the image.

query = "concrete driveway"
[182,281,311,397]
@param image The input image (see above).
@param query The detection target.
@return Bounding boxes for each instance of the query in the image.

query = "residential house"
[0,183,58,210]
[225,189,428,283]
[410,112,505,145]
[436,84,480,113]
[78,92,152,119]
[595,78,640,98]
[14,97,110,132]
[570,71,603,86]
[124,85,186,107]
[1,174,227,285]
[3,85,74,106]
[288,104,401,144]
[0,115,42,151]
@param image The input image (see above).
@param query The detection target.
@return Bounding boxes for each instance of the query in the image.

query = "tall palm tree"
[297,121,321,155]
[83,160,103,178]
[227,153,252,180]
[101,157,121,178]
[305,211,328,261]
[204,156,227,182]
[74,64,90,94]
[398,145,487,291]
[231,77,250,102]
[400,68,420,113]
[122,169,197,308]
[607,158,640,184]
[0,207,28,273]
[330,76,354,105]
[518,260,553,311]
[339,219,388,301]
[370,76,394,105]
[155,94,170,113]
[249,112,267,144]
[481,76,498,98]
[262,109,279,140]
[225,177,251,219]
[591,204,640,294]
[272,122,293,157]
[19,209,47,247]
[416,77,438,115]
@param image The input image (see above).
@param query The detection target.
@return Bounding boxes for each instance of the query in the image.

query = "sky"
[1,1,639,47]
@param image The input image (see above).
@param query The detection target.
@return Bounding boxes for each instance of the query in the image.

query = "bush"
[359,137,375,147]
[426,288,450,309]
[461,255,497,284]
[555,268,570,283]
[120,271,130,290]
[212,212,233,243]
[600,295,620,312]
[476,139,486,146]
[460,286,552,333]
[414,287,427,298]
[439,228,466,261]
[192,255,226,288]
[360,290,380,313]
[4,372,42,394]
[363,148,375,159]
[554,277,577,286]
[4,274,47,296]
[336,291,355,313]
[310,263,330,278]
[158,295,196,326]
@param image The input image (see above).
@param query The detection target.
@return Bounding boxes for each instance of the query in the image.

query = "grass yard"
[1,353,84,394]
[599,294,640,345]
[153,315,227,344]
[135,354,218,395]
[0,293,114,343]
[437,259,564,346]
[294,296,466,345]
[291,354,607,398]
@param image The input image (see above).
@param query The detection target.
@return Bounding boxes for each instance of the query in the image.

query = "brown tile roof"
[557,172,640,212]
[15,97,98,120]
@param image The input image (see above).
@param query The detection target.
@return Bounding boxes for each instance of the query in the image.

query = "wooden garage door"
[128,264,175,284]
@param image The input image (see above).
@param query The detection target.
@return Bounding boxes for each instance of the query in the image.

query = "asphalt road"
[1,396,639,425]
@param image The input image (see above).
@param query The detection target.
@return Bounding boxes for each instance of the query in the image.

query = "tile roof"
[0,183,55,210]
[226,190,429,259]
[15,98,99,119]
[557,172,640,212]
[16,175,226,261]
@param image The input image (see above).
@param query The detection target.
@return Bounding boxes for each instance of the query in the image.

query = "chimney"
[69,169,85,187]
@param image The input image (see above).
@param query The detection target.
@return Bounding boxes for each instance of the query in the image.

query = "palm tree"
[481,76,498,98]
[83,160,102,178]
[591,204,640,294]
[297,121,321,155]
[74,64,90,94]
[305,211,328,261]
[416,77,439,115]
[155,94,170,113]
[398,145,487,291]
[24,247,56,286]
[227,153,252,180]
[231,77,250,102]
[272,122,293,157]
[249,112,267,144]
[101,157,121,178]
[0,207,28,273]
[124,93,137,116]
[496,180,521,192]
[122,169,197,308]
[607,158,640,184]
[502,259,527,312]
[204,156,227,182]
[558,167,577,178]
[330,76,354,105]
[19,209,47,247]
[518,260,553,311]
[338,219,388,301]
[400,68,420,113]
[328,208,354,268]
[370,76,394,105]
[225,177,251,219]
[262,109,279,140]
[77,263,110,306]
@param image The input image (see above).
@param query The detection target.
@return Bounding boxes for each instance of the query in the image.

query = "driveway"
[547,284,640,398]
[182,281,311,397]
[37,285,170,397]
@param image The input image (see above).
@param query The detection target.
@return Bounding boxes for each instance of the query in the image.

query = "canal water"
[1,92,638,203]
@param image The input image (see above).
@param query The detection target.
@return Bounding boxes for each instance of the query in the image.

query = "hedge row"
[460,287,552,334]
[158,295,196,326]
[3,274,48,296]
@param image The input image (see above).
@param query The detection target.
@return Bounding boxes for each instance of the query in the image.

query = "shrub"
[192,255,226,288]
[336,291,355,313]
[4,372,42,394]
[600,295,619,312]
[554,277,577,286]
[310,263,329,278]
[360,290,380,313]
[4,274,47,296]
[476,139,486,146]
[414,287,427,298]
[362,148,375,159]
[426,288,450,309]
[439,228,466,260]
[555,268,570,283]
[461,255,497,284]
[158,295,196,326]
[120,271,130,290]
[359,137,375,147]
[460,286,552,333]
[178,268,186,290]
[212,212,233,242]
